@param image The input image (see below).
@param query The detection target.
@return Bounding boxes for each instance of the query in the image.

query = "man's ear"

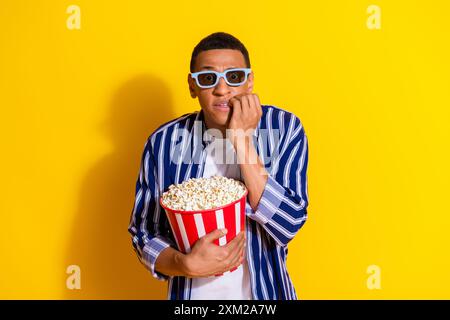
[246,71,254,94]
[187,74,197,98]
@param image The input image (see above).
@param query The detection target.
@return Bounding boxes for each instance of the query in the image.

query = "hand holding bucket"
[160,186,248,276]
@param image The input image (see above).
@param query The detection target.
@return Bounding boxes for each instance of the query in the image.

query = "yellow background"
[1,0,449,299]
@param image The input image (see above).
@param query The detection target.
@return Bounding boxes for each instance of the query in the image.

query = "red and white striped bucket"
[160,188,248,276]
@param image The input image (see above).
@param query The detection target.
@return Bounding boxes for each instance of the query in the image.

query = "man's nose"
[213,77,231,95]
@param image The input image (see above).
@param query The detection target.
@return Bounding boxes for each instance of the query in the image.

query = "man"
[128,32,309,300]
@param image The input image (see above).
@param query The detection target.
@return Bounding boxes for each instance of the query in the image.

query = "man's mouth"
[213,100,230,110]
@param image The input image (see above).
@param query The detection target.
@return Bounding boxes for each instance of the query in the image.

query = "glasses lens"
[197,73,217,86]
[226,70,246,84]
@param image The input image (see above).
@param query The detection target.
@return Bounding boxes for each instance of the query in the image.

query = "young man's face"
[188,49,254,132]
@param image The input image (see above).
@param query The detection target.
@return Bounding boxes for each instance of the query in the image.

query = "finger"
[247,94,257,116]
[203,228,228,243]
[224,231,245,251]
[226,239,246,271]
[234,252,245,270]
[221,235,244,266]
[240,95,250,118]
[231,249,245,270]
[246,94,255,111]
[229,97,242,116]
[228,234,246,263]
[252,93,260,107]
[249,95,260,122]
[251,94,262,117]
[251,94,261,115]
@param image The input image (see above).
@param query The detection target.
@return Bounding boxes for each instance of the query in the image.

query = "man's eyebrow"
[199,66,238,70]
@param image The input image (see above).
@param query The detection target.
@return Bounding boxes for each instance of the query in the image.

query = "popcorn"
[161,176,247,211]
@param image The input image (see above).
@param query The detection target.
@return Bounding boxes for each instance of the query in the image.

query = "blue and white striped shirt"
[128,105,309,300]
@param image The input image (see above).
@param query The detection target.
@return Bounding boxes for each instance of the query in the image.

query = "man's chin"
[211,118,228,129]
[205,110,230,127]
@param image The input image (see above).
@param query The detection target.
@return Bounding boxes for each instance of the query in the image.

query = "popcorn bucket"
[160,188,248,276]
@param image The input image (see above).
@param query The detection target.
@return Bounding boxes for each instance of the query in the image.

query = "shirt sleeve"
[128,137,176,281]
[246,115,309,247]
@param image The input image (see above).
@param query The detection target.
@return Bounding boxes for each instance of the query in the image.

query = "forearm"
[234,136,269,211]
[154,246,190,278]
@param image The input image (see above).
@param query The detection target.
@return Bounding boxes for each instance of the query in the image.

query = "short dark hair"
[190,32,251,73]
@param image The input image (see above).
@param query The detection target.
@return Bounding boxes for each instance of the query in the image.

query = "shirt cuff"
[245,175,285,225]
[141,236,173,281]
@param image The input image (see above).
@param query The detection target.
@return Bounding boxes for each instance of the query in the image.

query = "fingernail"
[222,228,228,235]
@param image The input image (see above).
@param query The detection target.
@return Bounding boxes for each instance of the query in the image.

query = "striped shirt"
[128,104,309,300]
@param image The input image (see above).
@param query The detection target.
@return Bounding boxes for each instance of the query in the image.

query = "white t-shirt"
[190,136,253,300]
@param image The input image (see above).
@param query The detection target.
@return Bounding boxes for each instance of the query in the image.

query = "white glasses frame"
[190,68,252,88]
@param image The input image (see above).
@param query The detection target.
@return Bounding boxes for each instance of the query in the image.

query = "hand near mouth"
[226,93,262,147]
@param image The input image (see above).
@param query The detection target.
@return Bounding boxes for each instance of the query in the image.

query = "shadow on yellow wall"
[64,74,181,299]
